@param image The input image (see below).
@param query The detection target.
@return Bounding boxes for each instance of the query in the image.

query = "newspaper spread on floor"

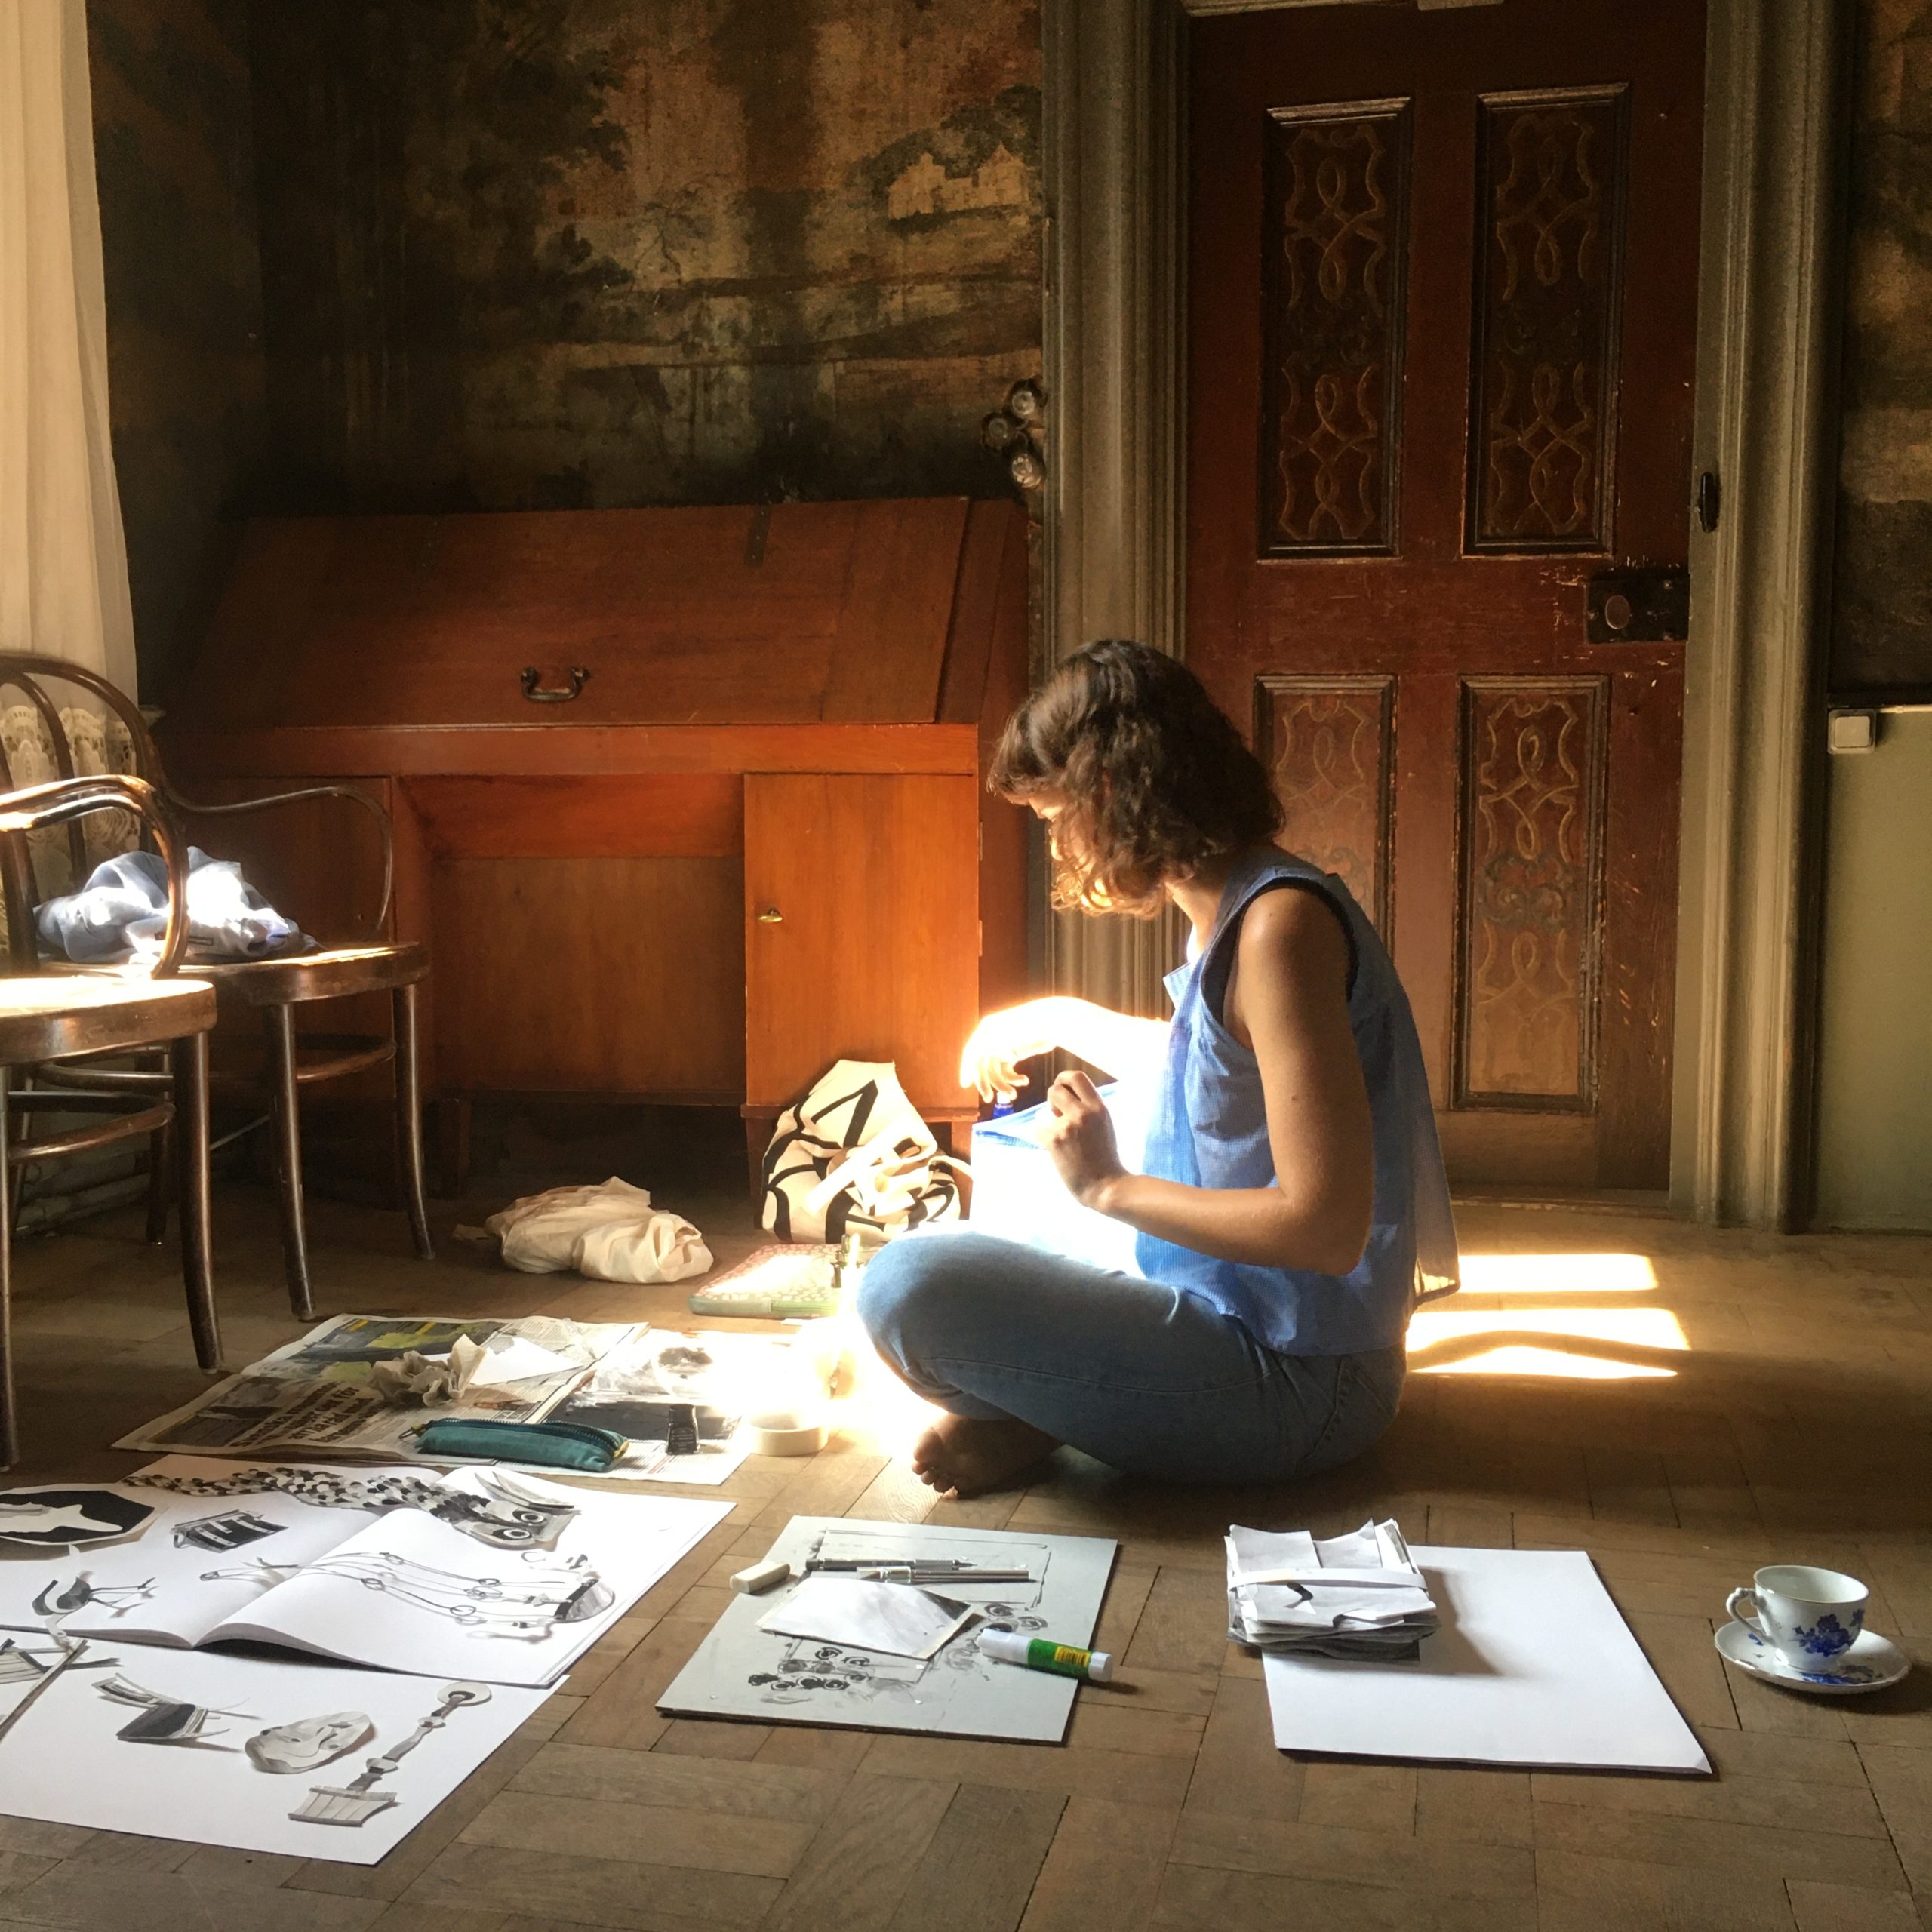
[114,1314,794,1485]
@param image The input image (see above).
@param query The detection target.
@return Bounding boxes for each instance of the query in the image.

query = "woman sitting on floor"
[858,640,1457,1497]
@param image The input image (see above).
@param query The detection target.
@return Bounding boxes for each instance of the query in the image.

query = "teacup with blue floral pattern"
[1725,1566,1868,1675]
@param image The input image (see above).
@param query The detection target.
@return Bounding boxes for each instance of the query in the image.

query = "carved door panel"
[1187,0,1703,1189]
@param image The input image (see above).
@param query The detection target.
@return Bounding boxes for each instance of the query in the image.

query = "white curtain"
[0,0,137,700]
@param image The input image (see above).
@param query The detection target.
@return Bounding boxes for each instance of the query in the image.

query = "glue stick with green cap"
[978,1629,1115,1683]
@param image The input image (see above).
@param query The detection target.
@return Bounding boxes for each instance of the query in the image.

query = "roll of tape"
[748,1408,827,1457]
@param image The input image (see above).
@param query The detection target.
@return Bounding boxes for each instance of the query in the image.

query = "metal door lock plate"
[1586,567,1690,643]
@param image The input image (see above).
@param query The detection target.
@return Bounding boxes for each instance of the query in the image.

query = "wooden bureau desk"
[162,497,1031,1189]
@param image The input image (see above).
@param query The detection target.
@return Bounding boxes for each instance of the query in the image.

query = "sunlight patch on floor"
[1409,1306,1687,1352]
[1455,1252,1659,1294]
[1416,1344,1678,1380]
[1410,1256,1681,1378]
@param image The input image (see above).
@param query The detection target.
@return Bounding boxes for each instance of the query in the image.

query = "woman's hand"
[961,998,1172,1102]
[960,1000,1063,1103]
[1038,1070,1125,1211]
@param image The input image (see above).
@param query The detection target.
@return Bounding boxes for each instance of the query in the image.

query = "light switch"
[1826,709,1879,755]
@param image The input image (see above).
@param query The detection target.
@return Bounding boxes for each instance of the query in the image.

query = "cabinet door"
[745,774,978,1109]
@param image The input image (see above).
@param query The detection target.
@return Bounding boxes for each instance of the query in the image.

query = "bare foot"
[911,1414,1059,1498]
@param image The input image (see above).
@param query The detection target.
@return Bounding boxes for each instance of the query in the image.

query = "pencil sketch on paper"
[291,1681,492,1828]
[659,1516,1116,1746]
[173,1509,282,1552]
[245,1711,374,1775]
[0,1489,155,1552]
[33,1573,156,1623]
[300,1548,614,1637]
[96,1674,254,1747]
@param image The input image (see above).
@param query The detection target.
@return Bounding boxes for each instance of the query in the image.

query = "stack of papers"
[1226,1518,1438,1659]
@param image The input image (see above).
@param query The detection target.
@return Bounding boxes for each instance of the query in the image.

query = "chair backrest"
[0,659,163,975]
[0,774,189,977]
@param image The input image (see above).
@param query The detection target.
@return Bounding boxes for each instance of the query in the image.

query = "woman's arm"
[960,995,1170,1103]
[1039,889,1374,1276]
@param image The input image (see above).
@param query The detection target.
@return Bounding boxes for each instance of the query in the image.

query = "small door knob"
[758,908,783,925]
[1603,592,1634,632]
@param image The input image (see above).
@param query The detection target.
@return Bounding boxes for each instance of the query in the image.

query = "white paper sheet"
[0,1643,545,1863]
[758,1577,976,1660]
[660,1517,1117,1744]
[1259,1546,1710,1774]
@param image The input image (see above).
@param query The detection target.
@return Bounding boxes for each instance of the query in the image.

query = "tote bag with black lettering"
[761,1059,964,1243]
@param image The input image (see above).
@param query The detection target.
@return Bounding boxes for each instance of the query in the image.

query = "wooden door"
[1187,0,1703,1189]
[743,774,979,1112]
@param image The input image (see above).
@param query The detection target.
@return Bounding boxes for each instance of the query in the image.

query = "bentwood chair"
[0,656,432,1321]
[0,774,218,1466]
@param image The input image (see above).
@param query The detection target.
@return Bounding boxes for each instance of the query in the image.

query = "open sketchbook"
[0,1458,729,1688]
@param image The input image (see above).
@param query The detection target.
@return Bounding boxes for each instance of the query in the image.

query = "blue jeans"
[857,1231,1406,1484]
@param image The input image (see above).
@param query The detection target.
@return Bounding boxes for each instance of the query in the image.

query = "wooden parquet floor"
[0,1179,1924,1932]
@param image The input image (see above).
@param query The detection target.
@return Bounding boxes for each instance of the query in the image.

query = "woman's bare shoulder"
[1236,880,1351,976]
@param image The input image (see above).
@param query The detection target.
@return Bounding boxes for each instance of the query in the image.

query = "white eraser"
[731,1558,791,1595]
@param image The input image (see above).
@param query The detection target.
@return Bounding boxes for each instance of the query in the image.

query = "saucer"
[1715,1620,1910,1696]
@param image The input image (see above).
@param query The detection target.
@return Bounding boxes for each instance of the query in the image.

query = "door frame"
[1040,0,1847,1229]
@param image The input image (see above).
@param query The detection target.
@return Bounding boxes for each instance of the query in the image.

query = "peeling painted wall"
[87,0,265,698]
[1834,0,1932,691]
[1816,0,1932,1228]
[248,0,1042,515]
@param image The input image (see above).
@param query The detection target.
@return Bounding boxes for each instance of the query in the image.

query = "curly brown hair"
[988,640,1284,915]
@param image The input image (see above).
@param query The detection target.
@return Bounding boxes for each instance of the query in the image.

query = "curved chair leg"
[170,1033,221,1372]
[393,983,434,1261]
[145,1119,174,1246]
[263,1007,314,1322]
[0,1069,15,1470]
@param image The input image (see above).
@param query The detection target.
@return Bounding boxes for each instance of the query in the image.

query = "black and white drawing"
[0,1488,155,1553]
[0,1644,545,1863]
[300,1549,613,1637]
[173,1509,282,1553]
[0,1632,119,1749]
[33,1572,156,1622]
[97,1674,253,1747]
[0,1639,47,1687]
[660,1517,1116,1745]
[133,1463,580,1552]
[291,1681,491,1827]
[748,1641,928,1708]
[0,1458,724,1690]
[245,1711,374,1774]
[199,1560,303,1592]
[432,1470,578,1551]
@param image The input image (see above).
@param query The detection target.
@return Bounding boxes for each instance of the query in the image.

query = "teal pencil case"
[412,1418,627,1472]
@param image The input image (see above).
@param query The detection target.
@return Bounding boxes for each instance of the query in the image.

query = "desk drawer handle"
[521,666,590,703]
[758,908,783,925]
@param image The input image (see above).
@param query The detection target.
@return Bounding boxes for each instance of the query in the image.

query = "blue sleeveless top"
[1135,848,1459,1355]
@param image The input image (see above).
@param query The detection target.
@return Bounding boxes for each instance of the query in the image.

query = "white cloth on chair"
[35,847,313,963]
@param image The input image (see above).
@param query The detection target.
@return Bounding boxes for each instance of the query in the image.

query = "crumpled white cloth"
[366,1332,580,1405]
[1226,1518,1439,1658]
[35,847,313,963]
[483,1178,712,1285]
